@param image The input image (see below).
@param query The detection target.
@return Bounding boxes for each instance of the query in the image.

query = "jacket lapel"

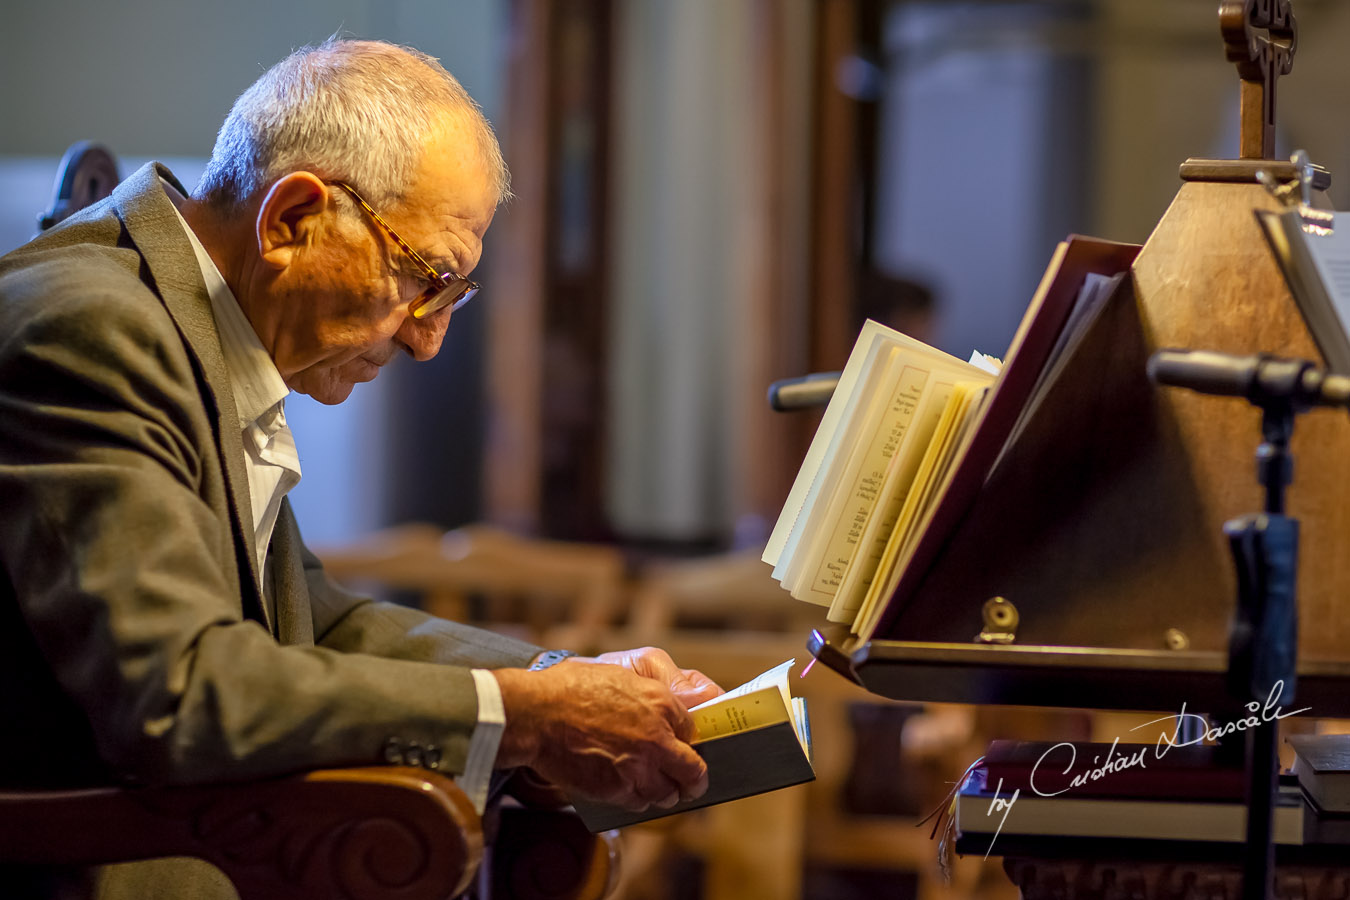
[269,501,315,646]
[110,163,272,634]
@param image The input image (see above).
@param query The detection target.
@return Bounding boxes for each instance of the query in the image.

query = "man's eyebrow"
[393,251,456,277]
[423,254,459,275]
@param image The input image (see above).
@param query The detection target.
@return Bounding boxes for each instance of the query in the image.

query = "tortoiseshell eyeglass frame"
[330,180,480,319]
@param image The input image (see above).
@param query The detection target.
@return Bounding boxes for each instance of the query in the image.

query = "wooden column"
[487,0,613,539]
[538,0,614,540]
[732,0,820,536]
[809,0,860,376]
[486,0,552,534]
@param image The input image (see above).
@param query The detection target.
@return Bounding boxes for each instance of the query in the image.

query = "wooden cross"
[1220,0,1297,160]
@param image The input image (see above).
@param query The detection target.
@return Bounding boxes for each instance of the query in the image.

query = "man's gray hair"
[196,38,510,211]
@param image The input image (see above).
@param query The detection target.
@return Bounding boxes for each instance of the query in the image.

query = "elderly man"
[0,38,719,898]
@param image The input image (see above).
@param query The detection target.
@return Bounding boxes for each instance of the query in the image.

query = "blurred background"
[4,1,1349,898]
[8,0,1350,552]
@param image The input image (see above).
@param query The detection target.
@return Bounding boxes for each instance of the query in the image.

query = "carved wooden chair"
[0,764,619,900]
[0,767,482,899]
[0,147,619,900]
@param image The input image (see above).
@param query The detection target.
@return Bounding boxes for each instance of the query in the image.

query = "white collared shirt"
[189,233,300,580]
[162,180,502,812]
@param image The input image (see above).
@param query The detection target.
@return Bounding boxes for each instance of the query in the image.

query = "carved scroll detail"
[175,768,480,900]
[0,766,481,900]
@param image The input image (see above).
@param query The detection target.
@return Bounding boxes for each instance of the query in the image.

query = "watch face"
[530,649,576,671]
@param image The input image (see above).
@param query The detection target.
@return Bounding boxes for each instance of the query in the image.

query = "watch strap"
[528,649,578,671]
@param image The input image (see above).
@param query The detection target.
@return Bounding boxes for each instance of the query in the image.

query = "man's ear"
[256,172,329,270]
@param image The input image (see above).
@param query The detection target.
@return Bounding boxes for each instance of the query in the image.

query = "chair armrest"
[488,804,620,900]
[0,766,482,900]
[487,769,620,900]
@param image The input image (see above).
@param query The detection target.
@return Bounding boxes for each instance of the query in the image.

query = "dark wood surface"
[1001,855,1350,900]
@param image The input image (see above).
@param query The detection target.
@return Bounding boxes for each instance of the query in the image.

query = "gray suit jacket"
[0,163,542,896]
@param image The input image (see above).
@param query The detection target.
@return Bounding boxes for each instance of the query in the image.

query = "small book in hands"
[571,660,814,832]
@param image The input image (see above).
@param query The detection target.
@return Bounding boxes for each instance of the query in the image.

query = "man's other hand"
[493,658,719,811]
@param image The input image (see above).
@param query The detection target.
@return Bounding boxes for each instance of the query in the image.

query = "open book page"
[770,323,970,587]
[853,382,989,636]
[791,697,810,759]
[763,326,890,568]
[827,379,960,623]
[782,354,907,600]
[788,351,990,605]
[689,659,806,753]
[1258,208,1350,373]
[778,348,902,598]
[767,328,895,578]
[693,658,794,710]
[763,322,952,567]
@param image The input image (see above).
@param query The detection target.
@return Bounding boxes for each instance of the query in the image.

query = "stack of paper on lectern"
[764,236,1141,640]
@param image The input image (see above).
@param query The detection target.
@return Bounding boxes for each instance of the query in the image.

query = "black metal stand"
[1150,350,1316,900]
[1225,403,1300,900]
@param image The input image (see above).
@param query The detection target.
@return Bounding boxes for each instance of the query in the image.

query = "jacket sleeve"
[300,524,544,669]
[0,261,508,785]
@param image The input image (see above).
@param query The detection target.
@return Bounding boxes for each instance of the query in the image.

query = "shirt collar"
[160,178,291,430]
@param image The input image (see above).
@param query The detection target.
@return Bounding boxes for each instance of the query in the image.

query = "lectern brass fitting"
[976,597,1019,644]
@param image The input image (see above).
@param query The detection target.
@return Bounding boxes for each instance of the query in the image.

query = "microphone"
[1147,349,1350,410]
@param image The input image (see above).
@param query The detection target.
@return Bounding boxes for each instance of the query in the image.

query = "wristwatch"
[528,649,577,671]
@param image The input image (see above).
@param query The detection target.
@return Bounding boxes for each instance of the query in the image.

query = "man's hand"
[493,651,723,811]
[590,646,723,708]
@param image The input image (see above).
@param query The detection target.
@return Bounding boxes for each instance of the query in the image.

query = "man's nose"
[396,308,451,361]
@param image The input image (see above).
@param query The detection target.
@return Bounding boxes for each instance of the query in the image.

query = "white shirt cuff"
[455,668,505,814]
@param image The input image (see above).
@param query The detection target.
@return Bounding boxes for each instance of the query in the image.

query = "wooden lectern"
[810,0,1350,720]
[803,1,1350,896]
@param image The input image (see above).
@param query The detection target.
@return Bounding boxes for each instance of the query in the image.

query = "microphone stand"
[1229,399,1297,900]
[1150,350,1304,900]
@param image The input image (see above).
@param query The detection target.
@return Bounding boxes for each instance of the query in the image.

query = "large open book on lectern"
[765,236,1141,640]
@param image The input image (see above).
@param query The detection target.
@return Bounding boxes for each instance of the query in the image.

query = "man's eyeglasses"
[330,181,480,320]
